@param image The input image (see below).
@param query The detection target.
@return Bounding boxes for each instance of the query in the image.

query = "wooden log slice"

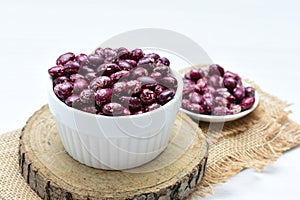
[19,105,208,200]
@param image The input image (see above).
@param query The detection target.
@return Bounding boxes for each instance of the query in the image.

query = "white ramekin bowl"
[48,69,183,170]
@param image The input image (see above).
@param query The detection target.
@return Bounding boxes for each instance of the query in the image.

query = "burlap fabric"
[190,82,300,198]
[1,83,300,199]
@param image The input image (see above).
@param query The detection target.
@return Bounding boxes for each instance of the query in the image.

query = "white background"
[0,0,300,199]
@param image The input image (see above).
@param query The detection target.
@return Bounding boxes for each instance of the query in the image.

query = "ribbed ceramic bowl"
[48,69,183,170]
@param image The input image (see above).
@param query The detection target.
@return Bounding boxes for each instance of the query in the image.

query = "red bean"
[137,76,157,90]
[75,53,88,66]
[145,103,161,112]
[187,103,205,114]
[204,86,216,94]
[103,48,118,63]
[95,88,112,106]
[87,54,104,67]
[48,66,65,77]
[223,77,237,90]
[189,92,203,104]
[53,76,69,85]
[65,94,80,107]
[126,80,142,95]
[196,77,207,87]
[189,69,202,81]
[229,104,242,114]
[214,88,228,95]
[112,82,127,97]
[245,86,255,97]
[79,89,95,104]
[125,59,137,68]
[183,84,195,98]
[131,67,149,79]
[157,89,175,105]
[212,106,228,116]
[56,52,75,66]
[123,108,131,115]
[233,87,245,101]
[184,71,192,80]
[156,57,170,66]
[215,89,231,101]
[214,88,234,102]
[153,65,170,75]
[227,94,236,103]
[54,81,74,100]
[194,78,207,93]
[236,79,243,88]
[208,74,221,88]
[116,47,130,59]
[144,53,160,60]
[224,71,240,81]
[96,63,120,76]
[73,79,89,93]
[184,79,195,86]
[208,64,224,77]
[181,99,190,109]
[202,97,213,113]
[240,97,255,111]
[78,66,94,75]
[130,48,144,61]
[85,72,97,82]
[137,57,155,70]
[203,92,213,100]
[133,110,144,115]
[214,96,230,107]
[89,76,113,91]
[140,89,156,105]
[117,60,133,71]
[150,71,162,81]
[110,70,130,83]
[70,74,85,82]
[119,96,142,112]
[102,103,126,116]
[154,84,167,95]
[94,47,104,56]
[64,61,80,75]
[160,75,178,89]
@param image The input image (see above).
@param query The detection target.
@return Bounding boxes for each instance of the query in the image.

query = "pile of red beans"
[182,64,255,116]
[48,48,178,116]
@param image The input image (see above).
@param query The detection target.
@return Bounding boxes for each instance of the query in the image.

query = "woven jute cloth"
[1,83,300,200]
